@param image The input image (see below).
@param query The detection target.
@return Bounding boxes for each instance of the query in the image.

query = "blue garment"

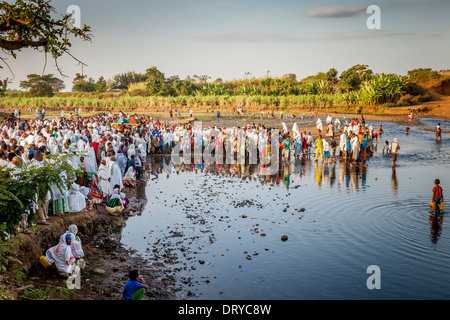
[117,153,127,177]
[346,141,351,150]
[362,138,368,148]
[123,280,145,300]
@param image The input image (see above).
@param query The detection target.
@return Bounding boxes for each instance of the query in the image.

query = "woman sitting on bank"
[41,232,83,276]
[106,184,129,215]
[123,166,137,188]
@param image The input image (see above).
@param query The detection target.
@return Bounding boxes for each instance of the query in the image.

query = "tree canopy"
[19,73,65,96]
[0,0,92,76]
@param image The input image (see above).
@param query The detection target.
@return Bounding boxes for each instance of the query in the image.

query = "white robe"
[108,161,123,195]
[84,144,98,175]
[67,183,86,213]
[339,133,347,154]
[97,164,111,197]
[45,235,76,274]
[351,136,360,160]
[316,119,323,132]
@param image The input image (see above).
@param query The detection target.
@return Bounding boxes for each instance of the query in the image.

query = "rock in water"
[281,235,288,242]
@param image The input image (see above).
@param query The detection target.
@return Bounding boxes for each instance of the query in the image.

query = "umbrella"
[115,118,131,124]
[129,118,140,125]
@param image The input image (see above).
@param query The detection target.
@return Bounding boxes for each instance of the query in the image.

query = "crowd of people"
[0,108,407,299]
[0,111,153,228]
[0,109,406,232]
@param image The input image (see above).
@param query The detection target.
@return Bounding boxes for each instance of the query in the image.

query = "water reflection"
[391,168,398,199]
[429,213,444,245]
[148,155,369,192]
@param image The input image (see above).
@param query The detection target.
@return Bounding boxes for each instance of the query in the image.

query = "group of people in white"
[0,109,395,278]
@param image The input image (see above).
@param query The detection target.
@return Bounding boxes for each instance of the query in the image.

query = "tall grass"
[0,73,421,113]
[1,92,363,112]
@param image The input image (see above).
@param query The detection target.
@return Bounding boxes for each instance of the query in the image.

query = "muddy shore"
[4,164,179,300]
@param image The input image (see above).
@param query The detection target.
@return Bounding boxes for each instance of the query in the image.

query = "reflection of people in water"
[150,154,370,194]
[315,162,323,186]
[391,168,398,198]
[282,164,290,189]
[429,213,444,244]
[329,163,336,187]
[361,166,367,188]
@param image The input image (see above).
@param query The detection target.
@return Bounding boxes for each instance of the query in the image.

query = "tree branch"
[0,37,48,51]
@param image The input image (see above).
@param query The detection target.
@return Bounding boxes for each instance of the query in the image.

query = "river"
[121,118,450,300]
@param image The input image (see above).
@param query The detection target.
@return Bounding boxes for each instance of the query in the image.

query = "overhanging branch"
[0,37,48,51]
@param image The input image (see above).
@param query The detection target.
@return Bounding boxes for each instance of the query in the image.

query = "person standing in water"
[315,135,324,162]
[391,138,400,168]
[432,179,444,214]
[436,123,442,142]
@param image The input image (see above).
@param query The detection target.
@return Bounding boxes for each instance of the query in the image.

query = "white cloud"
[305,6,367,18]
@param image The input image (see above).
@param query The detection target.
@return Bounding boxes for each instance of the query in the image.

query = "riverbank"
[0,165,178,300]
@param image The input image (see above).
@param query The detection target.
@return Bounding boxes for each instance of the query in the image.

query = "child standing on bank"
[432,179,444,214]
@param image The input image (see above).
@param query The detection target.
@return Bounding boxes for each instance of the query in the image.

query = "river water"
[121,119,450,300]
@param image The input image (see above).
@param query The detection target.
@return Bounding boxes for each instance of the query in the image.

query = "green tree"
[72,73,87,86]
[0,78,7,96]
[0,0,92,76]
[95,76,107,92]
[72,74,97,92]
[407,68,441,83]
[19,73,65,96]
[146,66,171,96]
[339,64,373,92]
[192,74,211,85]
[112,71,148,90]
[325,68,338,83]
[72,82,95,92]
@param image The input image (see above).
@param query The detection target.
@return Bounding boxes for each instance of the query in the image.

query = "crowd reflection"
[149,155,369,192]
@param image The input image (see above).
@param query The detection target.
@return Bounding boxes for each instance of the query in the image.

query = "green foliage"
[0,0,92,72]
[0,223,26,278]
[358,73,407,105]
[72,82,96,93]
[112,71,148,90]
[0,154,78,234]
[95,76,107,93]
[146,66,172,96]
[19,74,65,97]
[128,82,149,96]
[0,78,8,96]
[17,283,76,300]
[2,65,439,110]
[339,64,373,92]
[407,68,441,83]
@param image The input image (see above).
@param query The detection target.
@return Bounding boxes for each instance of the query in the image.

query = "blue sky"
[1,0,449,91]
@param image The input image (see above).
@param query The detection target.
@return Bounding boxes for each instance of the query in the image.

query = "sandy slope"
[421,88,450,118]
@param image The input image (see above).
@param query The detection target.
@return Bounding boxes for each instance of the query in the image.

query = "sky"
[1,0,450,91]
